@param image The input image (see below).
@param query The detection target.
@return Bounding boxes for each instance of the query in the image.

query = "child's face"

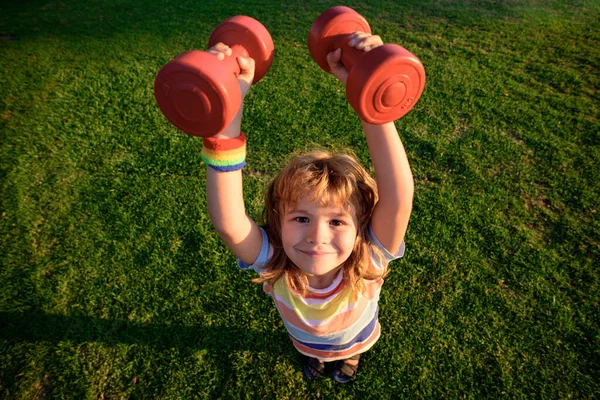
[281,196,359,288]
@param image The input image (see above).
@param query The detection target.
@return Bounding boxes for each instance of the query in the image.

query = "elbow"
[209,212,250,245]
[395,190,414,223]
[210,217,236,242]
[211,222,242,247]
[396,202,413,223]
[207,208,230,237]
[377,181,414,217]
[211,221,231,239]
[397,182,414,213]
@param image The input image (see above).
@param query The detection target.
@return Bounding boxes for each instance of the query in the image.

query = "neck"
[307,268,342,290]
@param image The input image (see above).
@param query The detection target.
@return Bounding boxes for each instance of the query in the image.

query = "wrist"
[201,132,247,172]
[360,119,395,128]
[213,128,241,140]
[215,104,243,139]
[361,120,397,137]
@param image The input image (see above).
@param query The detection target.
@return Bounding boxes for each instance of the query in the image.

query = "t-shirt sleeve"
[237,227,271,274]
[369,225,405,262]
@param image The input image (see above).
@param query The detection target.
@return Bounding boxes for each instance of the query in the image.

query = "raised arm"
[361,120,414,255]
[205,43,263,265]
[326,33,414,254]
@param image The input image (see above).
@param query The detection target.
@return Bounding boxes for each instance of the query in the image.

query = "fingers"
[207,42,256,94]
[207,42,255,77]
[325,32,383,84]
[326,48,348,84]
[347,32,383,52]
[326,47,342,66]
[207,42,232,60]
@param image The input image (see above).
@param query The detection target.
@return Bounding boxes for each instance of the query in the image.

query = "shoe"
[303,357,325,380]
[332,354,360,383]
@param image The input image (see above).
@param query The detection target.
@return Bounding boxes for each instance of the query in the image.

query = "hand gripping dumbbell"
[154,16,274,137]
[308,6,426,123]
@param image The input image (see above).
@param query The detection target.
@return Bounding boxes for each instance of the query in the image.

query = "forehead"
[286,196,355,216]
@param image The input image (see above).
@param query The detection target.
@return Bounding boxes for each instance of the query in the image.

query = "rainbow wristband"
[201,132,247,172]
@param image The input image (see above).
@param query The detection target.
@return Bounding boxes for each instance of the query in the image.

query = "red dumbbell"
[308,6,426,123]
[154,16,274,137]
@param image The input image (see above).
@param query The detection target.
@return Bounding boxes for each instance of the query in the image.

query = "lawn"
[1,0,599,398]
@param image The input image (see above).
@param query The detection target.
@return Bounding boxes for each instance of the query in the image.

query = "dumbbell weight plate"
[154,50,241,137]
[308,6,371,73]
[347,44,426,123]
[208,16,274,83]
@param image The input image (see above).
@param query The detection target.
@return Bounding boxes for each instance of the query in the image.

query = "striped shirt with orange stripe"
[238,227,404,362]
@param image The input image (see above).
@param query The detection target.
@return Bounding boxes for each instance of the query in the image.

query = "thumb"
[237,56,255,84]
[236,56,255,98]
[326,48,348,85]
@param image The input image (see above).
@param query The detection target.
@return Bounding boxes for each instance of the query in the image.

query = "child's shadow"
[0,310,289,354]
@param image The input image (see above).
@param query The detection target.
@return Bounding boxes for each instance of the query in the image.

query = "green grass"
[1,0,599,398]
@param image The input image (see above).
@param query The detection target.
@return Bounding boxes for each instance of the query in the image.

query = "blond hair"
[254,150,387,295]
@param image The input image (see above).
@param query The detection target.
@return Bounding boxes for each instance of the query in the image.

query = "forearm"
[363,120,414,211]
[205,107,254,243]
[206,164,264,267]
[207,167,250,234]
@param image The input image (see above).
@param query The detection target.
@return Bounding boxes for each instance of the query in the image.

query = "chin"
[301,262,341,277]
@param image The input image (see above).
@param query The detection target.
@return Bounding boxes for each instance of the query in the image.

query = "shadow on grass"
[0,310,288,353]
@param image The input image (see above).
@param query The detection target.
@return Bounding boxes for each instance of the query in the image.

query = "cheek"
[280,223,297,248]
[280,224,290,246]
[339,231,358,254]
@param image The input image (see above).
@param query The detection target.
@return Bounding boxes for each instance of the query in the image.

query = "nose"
[306,221,329,244]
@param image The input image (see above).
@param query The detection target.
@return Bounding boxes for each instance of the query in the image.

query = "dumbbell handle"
[334,34,367,73]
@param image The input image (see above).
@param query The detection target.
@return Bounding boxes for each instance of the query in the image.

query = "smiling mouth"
[298,249,334,257]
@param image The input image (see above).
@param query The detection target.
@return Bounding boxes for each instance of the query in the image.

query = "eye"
[294,217,309,223]
[330,219,344,226]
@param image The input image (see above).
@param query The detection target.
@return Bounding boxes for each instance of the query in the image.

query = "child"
[202,32,414,383]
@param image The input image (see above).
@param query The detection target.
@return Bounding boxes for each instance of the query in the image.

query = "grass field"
[1,0,599,398]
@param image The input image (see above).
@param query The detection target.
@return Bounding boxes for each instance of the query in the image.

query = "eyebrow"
[289,209,351,218]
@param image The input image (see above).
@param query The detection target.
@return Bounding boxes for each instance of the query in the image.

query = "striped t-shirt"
[238,227,404,362]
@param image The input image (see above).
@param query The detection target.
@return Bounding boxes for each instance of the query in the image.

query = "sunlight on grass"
[1,0,599,398]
